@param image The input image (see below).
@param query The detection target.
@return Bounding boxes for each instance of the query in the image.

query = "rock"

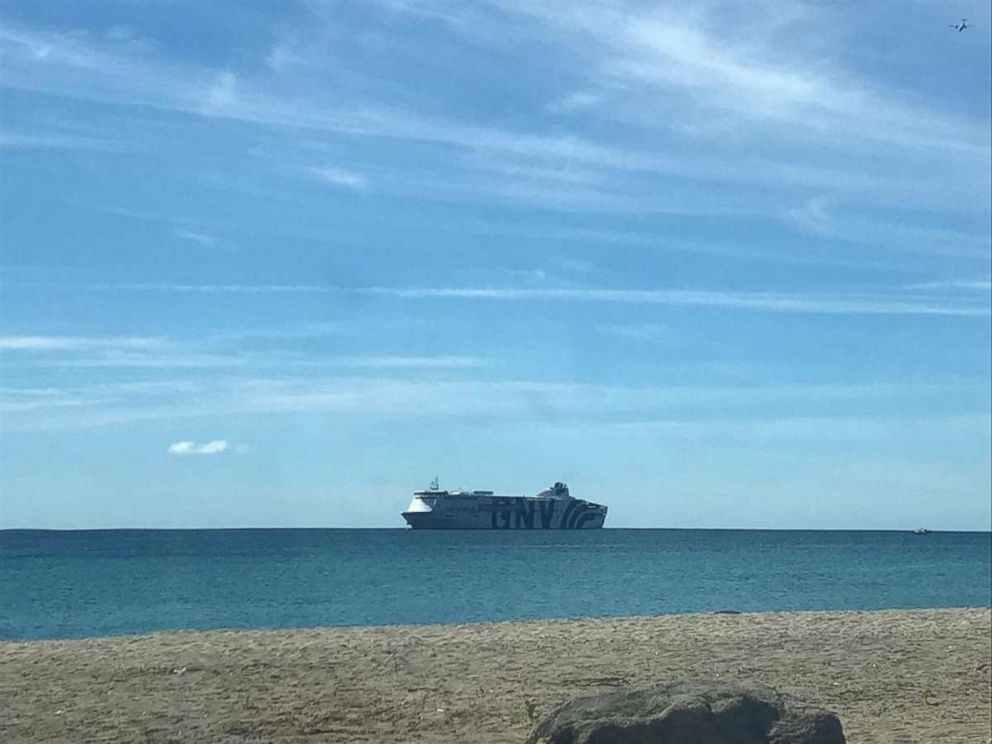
[526,680,845,744]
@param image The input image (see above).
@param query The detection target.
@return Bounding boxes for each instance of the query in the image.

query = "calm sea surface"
[1,529,989,640]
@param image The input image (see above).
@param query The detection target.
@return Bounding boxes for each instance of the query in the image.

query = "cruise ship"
[401,480,607,530]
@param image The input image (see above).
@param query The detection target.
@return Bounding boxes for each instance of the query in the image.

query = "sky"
[0,0,989,530]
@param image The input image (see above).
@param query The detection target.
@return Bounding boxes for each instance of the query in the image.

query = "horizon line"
[3,526,989,533]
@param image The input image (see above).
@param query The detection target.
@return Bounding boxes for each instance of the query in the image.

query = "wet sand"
[1,607,989,743]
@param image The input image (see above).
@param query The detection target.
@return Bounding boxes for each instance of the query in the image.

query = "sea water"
[1,528,989,639]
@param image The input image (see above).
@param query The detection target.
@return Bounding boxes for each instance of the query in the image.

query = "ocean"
[1,528,989,640]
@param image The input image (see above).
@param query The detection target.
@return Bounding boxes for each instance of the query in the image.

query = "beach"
[1,607,989,743]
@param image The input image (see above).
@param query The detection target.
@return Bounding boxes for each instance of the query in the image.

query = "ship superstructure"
[401,479,607,530]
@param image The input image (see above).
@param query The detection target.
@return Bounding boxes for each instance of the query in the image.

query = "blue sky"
[0,0,989,530]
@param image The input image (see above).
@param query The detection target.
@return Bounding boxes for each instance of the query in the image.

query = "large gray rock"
[526,680,845,744]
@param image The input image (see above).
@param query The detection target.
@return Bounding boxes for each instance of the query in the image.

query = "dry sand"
[1,608,989,744]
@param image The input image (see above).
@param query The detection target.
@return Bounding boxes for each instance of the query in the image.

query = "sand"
[1,608,989,743]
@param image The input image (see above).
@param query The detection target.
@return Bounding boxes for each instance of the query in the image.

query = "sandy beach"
[1,607,989,743]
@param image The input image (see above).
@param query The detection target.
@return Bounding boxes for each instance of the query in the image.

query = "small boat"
[913,528,932,535]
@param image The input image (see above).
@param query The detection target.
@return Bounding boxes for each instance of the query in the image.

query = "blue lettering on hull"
[488,498,600,529]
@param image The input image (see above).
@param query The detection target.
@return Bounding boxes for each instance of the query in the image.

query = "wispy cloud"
[327,355,483,368]
[311,165,369,191]
[0,386,110,414]
[547,256,595,274]
[787,197,992,259]
[173,228,217,247]
[201,71,238,113]
[545,413,992,450]
[547,91,603,113]
[905,279,992,291]
[168,439,230,455]
[456,0,990,155]
[2,11,985,218]
[0,130,115,149]
[596,323,673,342]
[0,335,161,351]
[8,282,987,316]
[4,376,987,431]
[0,332,486,370]
[614,17,983,152]
[265,40,303,71]
[369,286,990,316]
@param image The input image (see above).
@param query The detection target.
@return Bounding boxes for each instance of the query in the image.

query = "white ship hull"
[401,482,606,530]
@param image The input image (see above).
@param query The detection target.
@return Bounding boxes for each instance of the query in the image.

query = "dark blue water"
[1,529,989,640]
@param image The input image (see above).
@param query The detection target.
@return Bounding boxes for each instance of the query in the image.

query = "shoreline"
[2,607,989,743]
[4,604,991,644]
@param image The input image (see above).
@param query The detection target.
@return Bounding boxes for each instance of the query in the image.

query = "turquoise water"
[1,529,989,639]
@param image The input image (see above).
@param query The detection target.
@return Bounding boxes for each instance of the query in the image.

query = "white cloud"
[548,256,595,274]
[482,1,989,154]
[3,13,984,217]
[905,279,992,292]
[9,282,987,317]
[0,387,108,413]
[0,130,114,150]
[596,323,672,342]
[168,440,231,455]
[786,197,991,259]
[326,355,484,368]
[6,348,487,371]
[547,91,602,113]
[202,71,237,112]
[7,376,987,431]
[0,335,161,351]
[311,165,369,191]
[265,41,303,71]
[173,228,217,247]
[0,326,486,372]
[364,286,991,317]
